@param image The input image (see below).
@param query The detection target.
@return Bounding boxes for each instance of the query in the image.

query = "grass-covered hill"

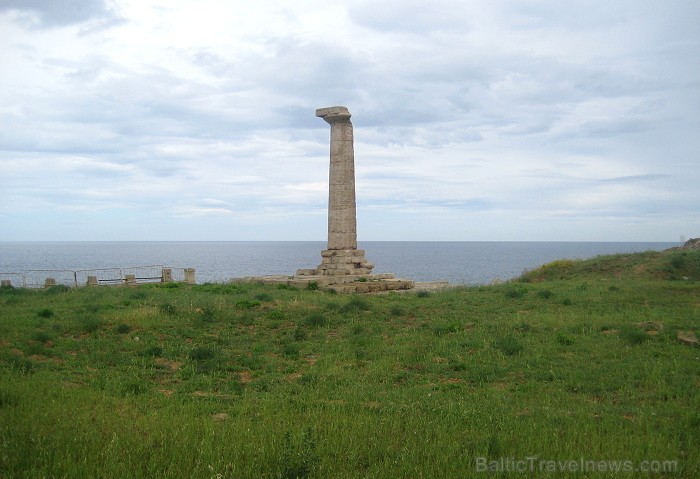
[1,249,698,478]
[521,244,700,282]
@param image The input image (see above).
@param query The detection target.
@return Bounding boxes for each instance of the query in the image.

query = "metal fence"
[0,266,195,288]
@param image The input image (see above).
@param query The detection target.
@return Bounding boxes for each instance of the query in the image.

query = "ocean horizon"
[0,241,677,286]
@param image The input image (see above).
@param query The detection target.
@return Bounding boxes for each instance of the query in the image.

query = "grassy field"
[1,248,698,478]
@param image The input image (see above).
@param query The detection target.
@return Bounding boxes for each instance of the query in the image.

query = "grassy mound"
[520,247,700,282]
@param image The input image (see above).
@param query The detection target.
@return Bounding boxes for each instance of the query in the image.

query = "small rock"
[677,331,699,347]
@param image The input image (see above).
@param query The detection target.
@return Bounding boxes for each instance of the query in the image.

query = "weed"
[280,427,319,479]
[515,321,532,333]
[340,297,371,314]
[31,331,52,343]
[159,303,178,315]
[282,342,300,358]
[557,333,575,346]
[130,290,148,300]
[306,281,319,291]
[293,327,308,341]
[44,285,71,295]
[115,324,131,334]
[0,389,20,408]
[3,354,35,373]
[79,317,102,333]
[537,289,554,299]
[142,346,163,357]
[267,310,285,320]
[189,347,216,361]
[389,305,405,316]
[620,327,650,346]
[277,283,296,290]
[235,299,261,309]
[254,292,273,302]
[120,380,148,396]
[433,322,460,336]
[36,308,54,318]
[303,313,327,328]
[494,335,523,355]
[197,307,216,323]
[416,290,431,298]
[504,287,527,299]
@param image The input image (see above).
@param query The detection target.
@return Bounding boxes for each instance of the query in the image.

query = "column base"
[296,249,375,277]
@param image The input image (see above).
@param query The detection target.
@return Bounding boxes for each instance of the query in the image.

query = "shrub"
[416,290,431,298]
[267,310,285,320]
[306,281,319,291]
[389,305,405,317]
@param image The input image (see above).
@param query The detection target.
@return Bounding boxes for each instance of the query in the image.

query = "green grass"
[0,250,699,478]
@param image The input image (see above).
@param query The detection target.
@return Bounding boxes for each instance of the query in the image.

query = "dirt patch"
[154,358,181,371]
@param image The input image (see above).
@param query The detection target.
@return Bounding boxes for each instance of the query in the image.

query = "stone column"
[296,106,374,278]
[317,106,357,250]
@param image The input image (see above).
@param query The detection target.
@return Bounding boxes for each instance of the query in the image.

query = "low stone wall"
[0,266,196,288]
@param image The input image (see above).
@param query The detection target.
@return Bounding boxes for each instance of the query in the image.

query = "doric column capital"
[316,106,351,124]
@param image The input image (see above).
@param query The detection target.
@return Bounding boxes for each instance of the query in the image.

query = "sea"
[0,241,676,285]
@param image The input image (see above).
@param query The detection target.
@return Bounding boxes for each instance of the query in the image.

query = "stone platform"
[239,273,414,294]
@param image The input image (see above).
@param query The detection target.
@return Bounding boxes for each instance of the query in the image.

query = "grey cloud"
[601,174,667,184]
[0,0,118,28]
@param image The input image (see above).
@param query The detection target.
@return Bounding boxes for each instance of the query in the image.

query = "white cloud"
[0,0,698,241]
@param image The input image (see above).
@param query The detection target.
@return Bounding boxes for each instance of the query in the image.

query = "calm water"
[0,241,676,285]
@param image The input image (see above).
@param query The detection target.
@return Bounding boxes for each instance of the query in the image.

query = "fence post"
[184,268,196,285]
[162,268,173,283]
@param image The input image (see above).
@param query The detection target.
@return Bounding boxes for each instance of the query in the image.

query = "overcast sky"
[1,0,698,242]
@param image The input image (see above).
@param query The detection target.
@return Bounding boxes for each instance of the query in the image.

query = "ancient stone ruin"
[254,106,413,293]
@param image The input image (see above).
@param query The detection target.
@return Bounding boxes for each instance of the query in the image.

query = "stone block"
[45,278,57,287]
[125,274,136,285]
[87,275,98,286]
[162,268,173,283]
[1,280,11,287]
